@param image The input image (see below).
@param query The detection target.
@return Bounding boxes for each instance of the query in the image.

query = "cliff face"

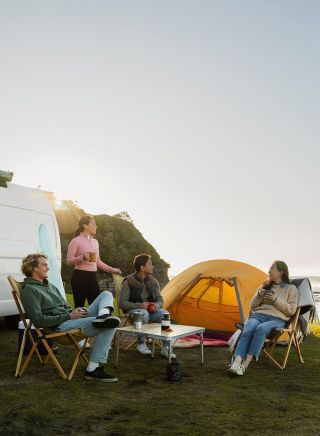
[59,213,170,290]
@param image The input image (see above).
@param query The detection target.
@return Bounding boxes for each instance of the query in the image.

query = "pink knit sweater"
[66,234,115,273]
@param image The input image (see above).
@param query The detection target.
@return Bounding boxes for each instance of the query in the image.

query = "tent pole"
[233,277,244,322]
[169,274,202,309]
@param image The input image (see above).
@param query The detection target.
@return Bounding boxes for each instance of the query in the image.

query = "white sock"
[78,339,86,348]
[86,361,99,372]
[234,356,242,365]
[98,307,110,317]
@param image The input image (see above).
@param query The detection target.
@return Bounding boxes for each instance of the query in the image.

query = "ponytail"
[74,227,81,238]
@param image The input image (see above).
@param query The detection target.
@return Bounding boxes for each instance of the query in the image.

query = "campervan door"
[0,183,64,319]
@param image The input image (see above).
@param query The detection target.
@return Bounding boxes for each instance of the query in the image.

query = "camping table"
[114,323,205,367]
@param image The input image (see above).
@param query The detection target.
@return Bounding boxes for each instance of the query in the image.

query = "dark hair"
[133,254,151,272]
[273,260,290,283]
[264,260,290,289]
[21,253,48,277]
[74,215,95,237]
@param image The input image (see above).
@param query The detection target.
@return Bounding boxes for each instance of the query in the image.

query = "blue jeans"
[127,308,169,347]
[234,313,286,360]
[56,291,116,364]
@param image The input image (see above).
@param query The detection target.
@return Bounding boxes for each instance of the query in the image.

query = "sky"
[1,0,320,277]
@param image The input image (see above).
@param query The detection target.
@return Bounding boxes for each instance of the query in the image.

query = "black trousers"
[71,270,101,308]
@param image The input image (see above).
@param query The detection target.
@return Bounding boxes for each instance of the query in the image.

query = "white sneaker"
[227,362,245,376]
[78,339,91,349]
[137,343,152,355]
[160,346,176,359]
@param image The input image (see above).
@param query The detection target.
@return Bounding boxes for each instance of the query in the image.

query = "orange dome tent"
[162,260,267,333]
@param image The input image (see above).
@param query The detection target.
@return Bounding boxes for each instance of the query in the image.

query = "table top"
[116,323,205,340]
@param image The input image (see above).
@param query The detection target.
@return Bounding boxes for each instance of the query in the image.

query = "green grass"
[65,293,75,307]
[0,317,320,436]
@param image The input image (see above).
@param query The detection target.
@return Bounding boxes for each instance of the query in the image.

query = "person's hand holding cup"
[82,252,90,262]
[147,302,157,313]
[264,290,277,302]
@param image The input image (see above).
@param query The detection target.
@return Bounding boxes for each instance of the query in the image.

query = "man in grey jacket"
[119,254,175,359]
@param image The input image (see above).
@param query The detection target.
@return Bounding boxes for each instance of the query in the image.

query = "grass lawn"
[0,312,319,436]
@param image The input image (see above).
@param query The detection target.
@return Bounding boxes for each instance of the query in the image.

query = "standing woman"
[67,215,122,307]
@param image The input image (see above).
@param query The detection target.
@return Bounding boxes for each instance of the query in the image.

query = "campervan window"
[0,205,58,256]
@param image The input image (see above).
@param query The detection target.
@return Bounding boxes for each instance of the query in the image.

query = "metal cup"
[133,310,143,329]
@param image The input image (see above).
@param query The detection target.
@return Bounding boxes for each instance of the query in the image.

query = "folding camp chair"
[232,278,315,370]
[262,307,304,369]
[263,278,315,369]
[112,274,137,350]
[231,311,303,370]
[8,276,89,381]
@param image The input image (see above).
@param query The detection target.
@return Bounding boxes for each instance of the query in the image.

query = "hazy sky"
[1,0,320,276]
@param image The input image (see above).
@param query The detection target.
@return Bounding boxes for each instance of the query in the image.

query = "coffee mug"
[147,303,156,313]
[89,252,97,262]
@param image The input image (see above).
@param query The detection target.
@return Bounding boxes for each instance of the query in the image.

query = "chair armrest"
[235,323,244,331]
[273,327,290,332]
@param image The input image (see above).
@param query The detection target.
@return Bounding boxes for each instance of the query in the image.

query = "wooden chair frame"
[8,276,89,381]
[262,307,304,370]
[112,274,137,350]
[233,307,304,370]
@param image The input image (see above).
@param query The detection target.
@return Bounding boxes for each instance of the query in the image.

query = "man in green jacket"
[20,253,120,382]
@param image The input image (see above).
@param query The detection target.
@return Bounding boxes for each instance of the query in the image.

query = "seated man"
[20,253,120,382]
[119,254,175,359]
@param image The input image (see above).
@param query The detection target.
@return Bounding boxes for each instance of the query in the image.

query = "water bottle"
[161,311,171,330]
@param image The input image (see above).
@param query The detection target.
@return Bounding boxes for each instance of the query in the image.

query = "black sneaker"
[84,367,118,382]
[92,315,121,329]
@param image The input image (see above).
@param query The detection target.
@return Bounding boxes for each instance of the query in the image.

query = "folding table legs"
[152,339,156,358]
[114,332,120,368]
[168,341,172,363]
[200,332,204,365]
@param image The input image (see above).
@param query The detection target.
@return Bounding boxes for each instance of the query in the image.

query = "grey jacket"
[119,273,163,312]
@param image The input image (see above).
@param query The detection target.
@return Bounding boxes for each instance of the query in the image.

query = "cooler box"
[18,320,53,355]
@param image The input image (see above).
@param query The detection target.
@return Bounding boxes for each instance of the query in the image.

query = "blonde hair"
[21,253,47,277]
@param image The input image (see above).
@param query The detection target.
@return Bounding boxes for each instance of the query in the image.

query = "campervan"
[0,175,64,326]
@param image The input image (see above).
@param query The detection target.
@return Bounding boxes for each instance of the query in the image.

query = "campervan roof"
[0,182,53,213]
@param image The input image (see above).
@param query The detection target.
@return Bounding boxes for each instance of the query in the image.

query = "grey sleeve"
[119,280,140,311]
[154,282,164,308]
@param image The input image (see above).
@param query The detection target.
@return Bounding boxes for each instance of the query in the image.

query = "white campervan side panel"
[0,183,63,317]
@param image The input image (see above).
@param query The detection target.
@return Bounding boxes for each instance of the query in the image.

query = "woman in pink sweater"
[67,215,122,307]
